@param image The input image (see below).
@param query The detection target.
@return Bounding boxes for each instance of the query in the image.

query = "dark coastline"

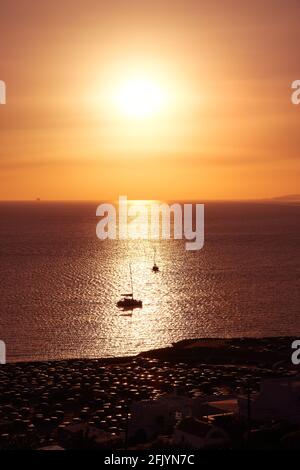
[139,336,295,367]
[4,336,296,367]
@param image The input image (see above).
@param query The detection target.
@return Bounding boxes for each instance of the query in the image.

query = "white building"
[128,393,199,441]
[174,417,230,449]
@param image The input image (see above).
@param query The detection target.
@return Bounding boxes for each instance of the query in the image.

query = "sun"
[115,75,166,119]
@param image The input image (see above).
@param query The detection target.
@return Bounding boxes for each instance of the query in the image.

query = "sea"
[0,200,299,363]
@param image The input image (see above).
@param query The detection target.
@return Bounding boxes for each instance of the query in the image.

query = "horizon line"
[0,195,299,203]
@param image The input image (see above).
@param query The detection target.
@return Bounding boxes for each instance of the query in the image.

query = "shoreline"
[4,336,296,367]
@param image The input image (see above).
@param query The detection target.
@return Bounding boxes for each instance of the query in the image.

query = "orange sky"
[0,0,299,200]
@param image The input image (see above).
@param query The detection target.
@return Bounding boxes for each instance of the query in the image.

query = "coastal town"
[1,337,300,450]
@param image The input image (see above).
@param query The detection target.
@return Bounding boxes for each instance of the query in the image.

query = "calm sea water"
[0,201,299,363]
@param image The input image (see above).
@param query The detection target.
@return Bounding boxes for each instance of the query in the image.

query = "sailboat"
[152,248,159,272]
[117,264,143,310]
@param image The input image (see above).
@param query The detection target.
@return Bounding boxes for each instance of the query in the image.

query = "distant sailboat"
[117,264,143,310]
[152,248,159,272]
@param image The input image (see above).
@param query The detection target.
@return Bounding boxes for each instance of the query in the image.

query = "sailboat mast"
[129,263,134,297]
